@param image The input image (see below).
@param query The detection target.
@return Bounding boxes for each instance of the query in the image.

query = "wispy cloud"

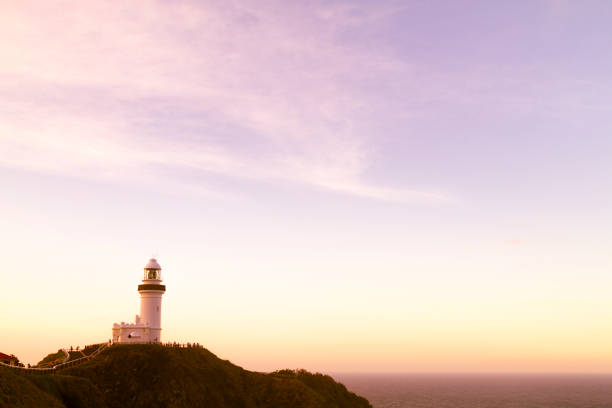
[5,1,600,202]
[0,1,451,202]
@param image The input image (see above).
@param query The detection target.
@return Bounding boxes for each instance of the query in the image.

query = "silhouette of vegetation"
[270,369,371,407]
[81,344,102,356]
[36,349,66,367]
[26,374,107,408]
[0,368,65,408]
[2,344,371,408]
[67,351,82,361]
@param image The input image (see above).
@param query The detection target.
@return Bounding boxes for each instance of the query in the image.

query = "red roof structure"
[0,352,18,361]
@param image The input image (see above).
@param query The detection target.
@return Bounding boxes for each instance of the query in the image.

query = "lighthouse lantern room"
[112,258,166,344]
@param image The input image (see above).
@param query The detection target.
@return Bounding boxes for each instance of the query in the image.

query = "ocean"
[334,374,612,408]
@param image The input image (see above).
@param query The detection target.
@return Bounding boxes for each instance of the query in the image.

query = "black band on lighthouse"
[138,284,166,292]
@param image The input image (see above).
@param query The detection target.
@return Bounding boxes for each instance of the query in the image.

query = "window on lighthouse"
[147,270,157,279]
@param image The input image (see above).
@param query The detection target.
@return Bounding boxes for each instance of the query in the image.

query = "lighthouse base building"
[112,258,166,344]
[112,319,162,344]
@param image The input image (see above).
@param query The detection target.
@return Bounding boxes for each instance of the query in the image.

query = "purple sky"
[1,1,612,371]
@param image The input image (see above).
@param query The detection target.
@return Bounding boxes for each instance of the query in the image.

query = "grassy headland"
[1,344,371,408]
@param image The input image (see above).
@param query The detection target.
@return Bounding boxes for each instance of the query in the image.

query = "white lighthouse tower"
[112,258,166,344]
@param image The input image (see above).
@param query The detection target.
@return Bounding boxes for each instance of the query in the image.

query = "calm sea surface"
[334,374,612,408]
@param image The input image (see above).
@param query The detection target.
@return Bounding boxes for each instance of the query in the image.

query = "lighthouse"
[112,258,166,344]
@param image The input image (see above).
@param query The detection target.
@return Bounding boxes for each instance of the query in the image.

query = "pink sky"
[1,0,612,371]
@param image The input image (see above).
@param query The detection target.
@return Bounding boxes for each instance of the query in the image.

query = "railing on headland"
[0,341,205,375]
[0,342,109,375]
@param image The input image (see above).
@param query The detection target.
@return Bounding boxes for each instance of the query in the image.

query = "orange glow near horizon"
[3,248,612,372]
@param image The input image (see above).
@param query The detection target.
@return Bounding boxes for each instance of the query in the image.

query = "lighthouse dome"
[145,258,161,270]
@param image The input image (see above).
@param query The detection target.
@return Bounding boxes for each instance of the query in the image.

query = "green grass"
[270,369,371,407]
[0,368,65,408]
[81,344,102,356]
[26,374,107,408]
[67,351,83,362]
[36,349,66,367]
[2,344,372,408]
